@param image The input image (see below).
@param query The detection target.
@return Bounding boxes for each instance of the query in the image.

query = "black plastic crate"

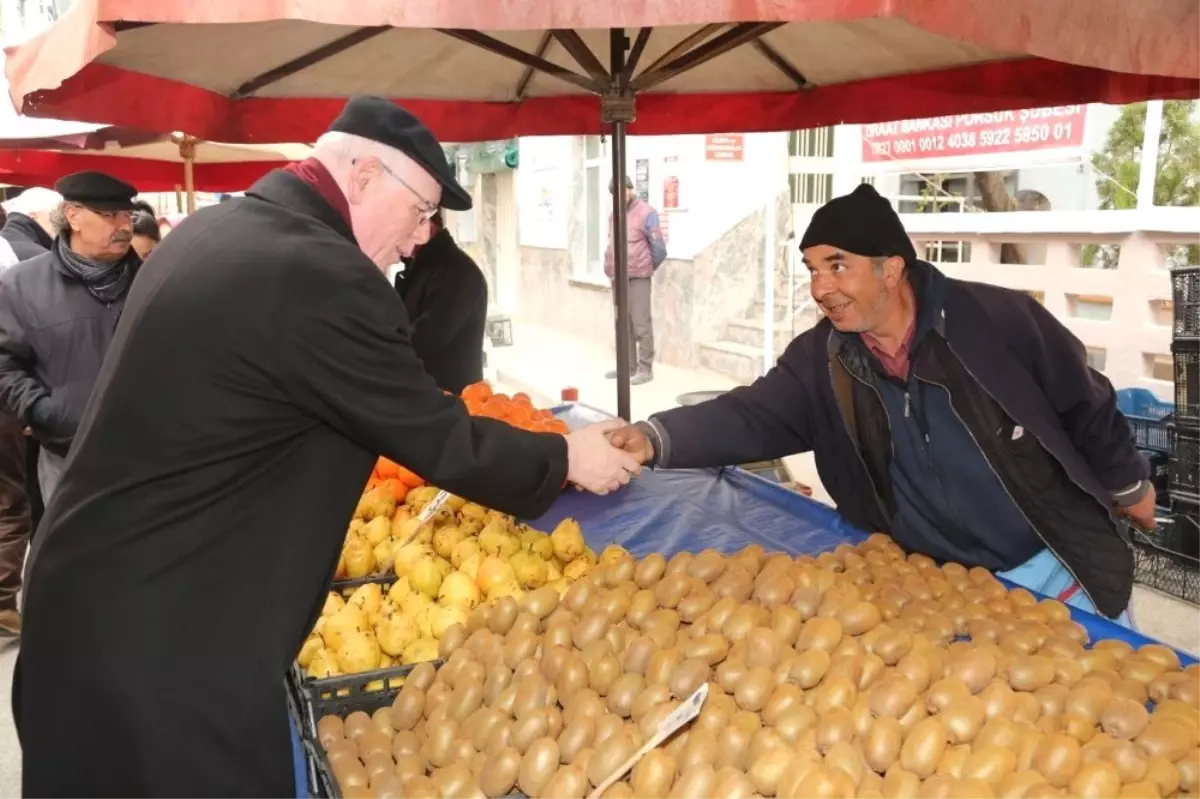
[1129,415,1172,453]
[290,660,439,741]
[1172,266,1200,340]
[1131,502,1199,604]
[1170,427,1199,500]
[286,680,324,799]
[329,574,395,593]
[1174,339,1199,426]
[1144,450,1170,495]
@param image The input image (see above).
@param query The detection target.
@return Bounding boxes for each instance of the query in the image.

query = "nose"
[810,273,835,301]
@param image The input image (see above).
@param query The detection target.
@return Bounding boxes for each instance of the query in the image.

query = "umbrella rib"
[751,39,810,90]
[630,22,782,93]
[513,32,555,101]
[632,24,726,82]
[550,30,611,86]
[619,27,653,90]
[437,29,602,94]
[230,26,391,100]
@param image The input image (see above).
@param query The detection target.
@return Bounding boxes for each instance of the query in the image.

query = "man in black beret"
[14,97,640,796]
[607,183,1152,626]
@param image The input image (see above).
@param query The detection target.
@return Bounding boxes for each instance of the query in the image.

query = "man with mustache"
[0,171,140,505]
[607,184,1153,625]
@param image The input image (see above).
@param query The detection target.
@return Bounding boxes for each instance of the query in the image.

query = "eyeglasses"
[70,204,133,222]
[353,158,439,222]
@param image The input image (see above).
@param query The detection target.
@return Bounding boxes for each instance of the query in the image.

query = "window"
[922,240,972,264]
[898,173,973,214]
[789,173,832,206]
[1085,348,1108,371]
[1067,295,1114,321]
[1078,243,1120,269]
[788,127,834,158]
[1147,354,1174,382]
[583,136,609,277]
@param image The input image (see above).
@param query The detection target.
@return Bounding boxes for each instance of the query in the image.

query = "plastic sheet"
[546,404,1197,665]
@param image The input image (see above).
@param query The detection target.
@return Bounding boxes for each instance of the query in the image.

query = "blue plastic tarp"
[544,403,1196,666]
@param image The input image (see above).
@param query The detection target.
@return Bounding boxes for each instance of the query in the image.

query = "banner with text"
[861,106,1088,172]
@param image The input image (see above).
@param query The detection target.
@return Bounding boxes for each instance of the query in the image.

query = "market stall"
[290,391,1199,798]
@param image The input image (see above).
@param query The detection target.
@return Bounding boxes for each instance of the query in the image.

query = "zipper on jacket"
[913,370,1100,613]
[831,358,891,522]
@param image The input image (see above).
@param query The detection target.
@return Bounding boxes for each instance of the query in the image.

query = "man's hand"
[606,423,655,464]
[1117,483,1158,531]
[565,420,643,495]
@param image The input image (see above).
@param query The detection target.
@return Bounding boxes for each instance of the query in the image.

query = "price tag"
[587,683,708,798]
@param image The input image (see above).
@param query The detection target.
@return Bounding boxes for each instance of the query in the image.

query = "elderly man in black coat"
[14,97,640,797]
[609,184,1153,625]
[395,210,488,395]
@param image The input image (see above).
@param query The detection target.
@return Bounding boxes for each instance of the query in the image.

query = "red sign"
[662,175,680,209]
[705,134,744,162]
[861,106,1087,163]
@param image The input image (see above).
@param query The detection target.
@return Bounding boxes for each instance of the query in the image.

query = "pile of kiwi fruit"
[314,534,1200,799]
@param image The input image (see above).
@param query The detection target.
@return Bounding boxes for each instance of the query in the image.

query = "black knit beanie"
[799,183,917,264]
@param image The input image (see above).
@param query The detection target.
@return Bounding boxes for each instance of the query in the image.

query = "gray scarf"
[53,234,139,304]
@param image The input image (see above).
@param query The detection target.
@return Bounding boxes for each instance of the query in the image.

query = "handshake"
[563,420,656,495]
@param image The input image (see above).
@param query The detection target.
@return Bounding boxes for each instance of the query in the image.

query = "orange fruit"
[461,381,492,404]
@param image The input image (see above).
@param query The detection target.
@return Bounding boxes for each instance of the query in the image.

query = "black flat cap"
[799,183,917,264]
[55,171,138,212]
[328,96,472,212]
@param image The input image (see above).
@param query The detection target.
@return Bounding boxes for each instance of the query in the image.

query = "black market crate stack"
[1134,266,1200,604]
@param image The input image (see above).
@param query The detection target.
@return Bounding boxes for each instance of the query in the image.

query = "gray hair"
[311,131,411,176]
[48,202,69,237]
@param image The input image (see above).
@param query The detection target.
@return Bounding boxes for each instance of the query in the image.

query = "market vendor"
[14,97,641,797]
[610,184,1152,625]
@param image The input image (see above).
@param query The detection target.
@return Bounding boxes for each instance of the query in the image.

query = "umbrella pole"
[180,136,197,214]
[607,29,633,422]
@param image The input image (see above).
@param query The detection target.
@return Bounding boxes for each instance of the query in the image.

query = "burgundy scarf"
[283,158,352,229]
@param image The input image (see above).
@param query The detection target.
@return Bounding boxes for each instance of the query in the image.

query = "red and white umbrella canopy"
[4,0,1197,143]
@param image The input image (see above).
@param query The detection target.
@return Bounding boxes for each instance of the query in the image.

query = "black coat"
[0,246,127,455]
[649,262,1143,618]
[15,171,568,796]
[395,228,487,395]
[1,213,53,261]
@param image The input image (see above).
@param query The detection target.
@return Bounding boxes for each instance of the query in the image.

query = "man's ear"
[883,255,906,288]
[346,159,373,205]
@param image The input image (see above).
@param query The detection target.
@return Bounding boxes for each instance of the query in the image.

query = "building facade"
[450,102,1195,396]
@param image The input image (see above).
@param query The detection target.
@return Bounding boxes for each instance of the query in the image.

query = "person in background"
[0,171,140,504]
[14,97,639,796]
[394,209,487,394]
[130,200,161,260]
[608,184,1151,625]
[1,188,62,262]
[0,212,29,637]
[604,174,667,386]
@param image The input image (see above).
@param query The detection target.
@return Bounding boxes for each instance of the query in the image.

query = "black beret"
[799,183,917,264]
[55,171,137,212]
[328,96,472,212]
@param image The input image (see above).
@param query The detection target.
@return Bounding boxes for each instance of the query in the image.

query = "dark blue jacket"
[648,262,1143,617]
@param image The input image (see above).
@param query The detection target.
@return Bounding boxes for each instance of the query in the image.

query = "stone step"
[725,317,797,350]
[697,340,770,384]
[750,299,821,325]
